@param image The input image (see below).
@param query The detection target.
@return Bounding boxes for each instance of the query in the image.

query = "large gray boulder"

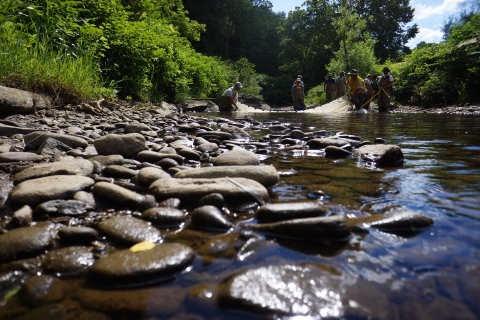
[13,158,94,184]
[0,85,51,114]
[94,133,145,158]
[212,146,260,166]
[354,144,404,166]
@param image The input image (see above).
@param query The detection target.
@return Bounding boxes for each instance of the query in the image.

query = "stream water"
[1,111,480,319]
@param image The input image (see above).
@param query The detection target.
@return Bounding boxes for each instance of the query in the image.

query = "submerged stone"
[256,202,329,222]
[0,227,54,262]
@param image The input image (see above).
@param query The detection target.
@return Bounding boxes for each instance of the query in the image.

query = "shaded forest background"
[0,0,479,106]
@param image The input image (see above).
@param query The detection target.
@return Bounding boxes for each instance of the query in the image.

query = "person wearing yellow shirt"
[346,69,368,111]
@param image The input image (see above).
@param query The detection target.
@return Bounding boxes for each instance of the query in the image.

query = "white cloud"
[413,0,465,21]
[407,27,445,47]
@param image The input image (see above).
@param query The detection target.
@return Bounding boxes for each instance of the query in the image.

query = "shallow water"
[2,112,480,319]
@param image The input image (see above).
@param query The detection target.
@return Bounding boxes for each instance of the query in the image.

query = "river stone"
[11,205,33,227]
[73,190,96,208]
[325,145,352,158]
[97,216,161,245]
[363,211,434,234]
[137,167,171,187]
[24,132,88,149]
[212,146,260,166]
[256,202,329,222]
[197,142,218,153]
[94,133,145,158]
[149,177,269,203]
[92,182,156,210]
[36,137,72,156]
[33,199,93,216]
[10,175,95,206]
[195,193,225,209]
[291,130,307,139]
[13,158,94,184]
[219,264,344,317]
[178,148,201,161]
[43,246,95,274]
[174,165,279,188]
[196,131,232,141]
[0,227,53,262]
[88,154,124,166]
[58,226,99,244]
[19,275,65,307]
[0,152,44,163]
[157,158,180,170]
[159,198,182,208]
[307,137,351,149]
[89,243,195,284]
[124,123,152,134]
[220,125,251,140]
[191,205,233,231]
[354,144,404,166]
[137,151,184,164]
[0,124,44,136]
[142,207,187,227]
[103,165,138,179]
[245,215,351,240]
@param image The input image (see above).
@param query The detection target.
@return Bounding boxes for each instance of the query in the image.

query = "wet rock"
[220,125,251,140]
[10,205,33,227]
[24,132,88,149]
[159,198,181,208]
[77,286,185,317]
[19,275,65,307]
[43,246,95,274]
[0,270,27,291]
[15,304,66,320]
[174,165,279,188]
[212,146,260,166]
[73,190,96,208]
[137,167,171,187]
[195,193,224,209]
[256,202,329,222]
[354,144,404,166]
[103,165,138,179]
[92,182,156,210]
[362,211,434,235]
[245,215,351,240]
[88,154,124,166]
[34,199,93,216]
[196,142,218,153]
[97,216,161,245]
[10,175,95,205]
[142,207,187,227]
[36,137,72,156]
[58,226,99,244]
[197,131,232,141]
[89,243,195,284]
[13,158,94,184]
[191,205,233,231]
[149,177,269,203]
[0,227,54,262]
[178,148,201,161]
[157,158,180,170]
[137,150,184,164]
[219,264,344,317]
[124,123,152,134]
[0,152,44,163]
[307,137,351,149]
[94,133,145,158]
[325,145,352,158]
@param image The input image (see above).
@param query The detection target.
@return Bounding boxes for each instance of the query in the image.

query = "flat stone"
[220,125,251,140]
[0,152,44,163]
[89,243,195,284]
[36,137,72,156]
[174,165,279,188]
[97,216,161,245]
[58,227,99,244]
[0,227,53,262]
[212,147,260,166]
[103,165,138,179]
[307,137,351,149]
[354,144,404,166]
[10,175,95,206]
[94,133,145,158]
[13,158,94,184]
[191,205,233,231]
[256,202,329,222]
[325,145,352,158]
[33,199,93,216]
[24,132,88,149]
[88,155,124,166]
[196,142,218,153]
[361,211,434,235]
[124,123,152,134]
[43,246,95,274]
[142,207,187,227]
[149,177,269,203]
[92,182,156,210]
[137,167,171,187]
[137,151,184,164]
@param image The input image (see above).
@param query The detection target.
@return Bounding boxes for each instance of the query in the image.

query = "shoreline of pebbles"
[0,104,435,319]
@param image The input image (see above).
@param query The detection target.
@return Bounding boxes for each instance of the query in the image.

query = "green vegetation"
[0,0,478,106]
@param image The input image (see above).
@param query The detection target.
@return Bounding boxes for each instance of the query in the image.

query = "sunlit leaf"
[130,241,156,253]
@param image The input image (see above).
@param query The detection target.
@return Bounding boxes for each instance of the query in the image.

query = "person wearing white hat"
[324,73,336,102]
[218,82,243,111]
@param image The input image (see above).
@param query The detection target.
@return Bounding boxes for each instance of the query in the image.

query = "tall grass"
[0,29,112,101]
[305,84,327,105]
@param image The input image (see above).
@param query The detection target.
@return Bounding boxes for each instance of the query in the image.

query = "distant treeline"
[0,0,478,105]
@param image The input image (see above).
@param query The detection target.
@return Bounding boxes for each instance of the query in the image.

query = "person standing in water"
[218,82,242,111]
[292,78,305,111]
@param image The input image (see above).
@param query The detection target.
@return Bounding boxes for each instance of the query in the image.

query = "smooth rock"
[149,177,269,203]
[73,190,96,208]
[354,144,404,166]
[58,226,99,244]
[196,131,232,141]
[92,182,156,210]
[11,175,95,205]
[256,202,329,222]
[142,207,187,227]
[36,137,72,156]
[325,145,352,158]
[220,125,251,140]
[137,167,171,187]
[191,205,233,231]
[24,132,88,149]
[307,137,351,149]
[19,275,65,307]
[245,215,351,240]
[195,193,225,209]
[124,123,152,134]
[11,205,33,227]
[0,227,53,262]
[103,165,138,179]
[43,246,95,274]
[33,199,93,216]
[0,152,43,163]
[94,133,145,158]
[174,165,279,188]
[88,154,124,166]
[212,146,260,166]
[361,211,434,234]
[196,142,218,153]
[13,158,94,184]
[89,243,195,283]
[97,216,161,245]
[137,150,184,164]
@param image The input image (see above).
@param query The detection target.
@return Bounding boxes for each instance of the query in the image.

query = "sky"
[268,0,467,48]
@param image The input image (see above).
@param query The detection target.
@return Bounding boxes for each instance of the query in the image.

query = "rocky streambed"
[0,101,436,319]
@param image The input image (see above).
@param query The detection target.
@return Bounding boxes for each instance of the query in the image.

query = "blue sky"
[268,0,467,48]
